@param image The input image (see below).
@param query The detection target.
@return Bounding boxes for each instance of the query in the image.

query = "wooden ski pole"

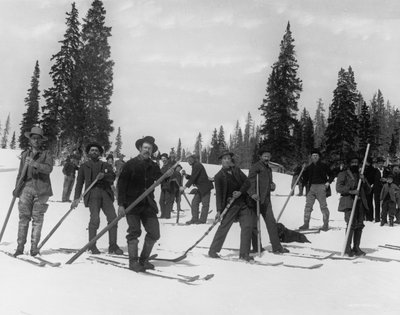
[66,161,180,264]
[176,173,184,224]
[37,174,101,250]
[276,163,306,222]
[341,144,370,256]
[256,173,261,257]
[0,159,29,243]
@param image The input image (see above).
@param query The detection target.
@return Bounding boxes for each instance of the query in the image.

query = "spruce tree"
[10,131,16,149]
[259,22,302,167]
[217,126,226,153]
[181,148,186,161]
[389,134,397,158]
[81,0,114,150]
[314,98,327,149]
[358,101,371,154]
[114,127,122,157]
[194,132,202,159]
[299,108,314,161]
[19,61,40,150]
[1,114,11,148]
[208,128,219,164]
[176,138,182,160]
[325,67,359,159]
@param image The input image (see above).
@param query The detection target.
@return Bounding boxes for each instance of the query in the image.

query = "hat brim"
[24,132,47,141]
[85,143,104,155]
[135,139,158,153]
[218,152,234,160]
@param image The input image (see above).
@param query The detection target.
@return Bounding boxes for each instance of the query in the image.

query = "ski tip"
[203,274,215,280]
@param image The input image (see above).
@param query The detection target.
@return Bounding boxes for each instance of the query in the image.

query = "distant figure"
[291,164,304,196]
[159,153,174,219]
[372,157,385,222]
[106,153,117,197]
[380,173,399,227]
[13,126,53,257]
[61,155,79,202]
[180,154,214,224]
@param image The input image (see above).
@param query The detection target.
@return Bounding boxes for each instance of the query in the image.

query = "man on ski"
[299,149,333,231]
[180,154,214,224]
[248,146,289,254]
[208,150,254,261]
[117,136,173,272]
[72,143,123,255]
[159,153,174,219]
[13,126,53,257]
[336,155,371,256]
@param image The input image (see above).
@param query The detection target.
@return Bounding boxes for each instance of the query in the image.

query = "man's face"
[350,159,359,169]
[187,157,195,165]
[311,153,320,163]
[140,142,153,159]
[221,155,232,168]
[377,161,384,169]
[260,152,271,163]
[89,147,101,160]
[29,135,43,149]
[393,166,400,174]
[161,156,168,165]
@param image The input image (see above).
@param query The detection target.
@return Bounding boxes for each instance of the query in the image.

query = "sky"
[0,0,400,156]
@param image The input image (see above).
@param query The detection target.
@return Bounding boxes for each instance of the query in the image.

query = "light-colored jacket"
[336,169,370,212]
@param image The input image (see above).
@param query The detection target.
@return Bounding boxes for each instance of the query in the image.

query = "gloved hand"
[118,206,126,217]
[71,199,80,208]
[97,172,105,180]
[251,194,259,201]
[271,182,276,192]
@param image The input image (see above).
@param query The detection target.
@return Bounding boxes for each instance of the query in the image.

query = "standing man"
[72,143,123,255]
[363,157,376,221]
[159,153,174,219]
[61,155,79,202]
[13,126,53,257]
[248,146,289,254]
[180,154,214,224]
[208,151,255,261]
[299,149,333,231]
[336,155,371,256]
[117,136,172,272]
[372,157,385,223]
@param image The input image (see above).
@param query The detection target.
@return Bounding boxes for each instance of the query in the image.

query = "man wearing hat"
[208,150,255,261]
[117,136,172,272]
[299,149,333,231]
[180,154,214,224]
[336,155,371,256]
[159,153,174,219]
[61,155,79,202]
[372,157,386,222]
[13,126,53,257]
[247,146,288,253]
[72,142,123,255]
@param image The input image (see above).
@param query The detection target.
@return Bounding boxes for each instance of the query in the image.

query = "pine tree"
[369,90,387,156]
[325,67,359,159]
[299,108,314,161]
[10,131,16,149]
[259,22,302,167]
[208,128,220,164]
[19,61,40,150]
[176,138,182,160]
[194,132,202,160]
[217,126,226,153]
[314,98,327,149]
[42,3,83,155]
[114,127,122,157]
[181,148,186,161]
[389,134,397,158]
[1,114,11,148]
[358,101,371,154]
[81,0,114,151]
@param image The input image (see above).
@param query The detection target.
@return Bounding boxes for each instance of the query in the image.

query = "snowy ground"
[1,148,400,315]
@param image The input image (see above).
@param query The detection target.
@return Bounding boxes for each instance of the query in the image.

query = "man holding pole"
[248,146,288,254]
[117,136,171,272]
[13,126,53,257]
[336,155,371,256]
[208,151,254,261]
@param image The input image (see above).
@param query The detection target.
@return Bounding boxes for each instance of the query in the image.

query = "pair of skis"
[0,249,61,267]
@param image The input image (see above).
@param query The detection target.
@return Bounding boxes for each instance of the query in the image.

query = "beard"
[350,166,359,174]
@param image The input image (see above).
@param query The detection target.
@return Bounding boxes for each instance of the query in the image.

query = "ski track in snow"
[0,149,399,315]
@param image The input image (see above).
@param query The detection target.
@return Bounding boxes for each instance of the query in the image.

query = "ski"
[280,251,334,260]
[33,256,62,267]
[0,249,45,267]
[283,263,323,269]
[294,228,321,234]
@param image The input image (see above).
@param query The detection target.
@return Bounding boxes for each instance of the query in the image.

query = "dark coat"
[247,160,274,203]
[17,149,53,198]
[336,169,371,212]
[185,161,214,196]
[62,161,79,177]
[214,166,250,212]
[302,161,333,187]
[117,155,162,210]
[74,159,115,207]
[380,182,400,204]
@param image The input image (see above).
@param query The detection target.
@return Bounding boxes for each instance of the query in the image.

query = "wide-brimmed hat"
[24,126,47,141]
[187,154,198,160]
[218,150,234,160]
[106,154,114,160]
[160,153,169,159]
[258,145,271,156]
[135,136,158,152]
[85,142,104,154]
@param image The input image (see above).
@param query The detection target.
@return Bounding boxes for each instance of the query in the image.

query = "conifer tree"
[10,131,16,149]
[1,114,11,148]
[389,134,397,158]
[259,22,302,167]
[81,0,114,150]
[358,101,371,154]
[217,126,226,153]
[208,128,219,164]
[194,132,202,160]
[114,127,122,157]
[19,61,40,150]
[299,108,314,161]
[181,148,186,162]
[314,98,327,149]
[176,138,182,160]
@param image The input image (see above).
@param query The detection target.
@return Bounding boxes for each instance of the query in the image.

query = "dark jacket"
[117,155,162,210]
[336,169,371,212]
[17,149,53,198]
[214,166,250,212]
[62,161,79,177]
[247,160,274,203]
[74,159,115,206]
[380,182,400,204]
[185,161,214,196]
[302,161,333,188]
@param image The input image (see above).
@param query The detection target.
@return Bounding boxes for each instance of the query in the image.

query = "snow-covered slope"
[0,148,399,315]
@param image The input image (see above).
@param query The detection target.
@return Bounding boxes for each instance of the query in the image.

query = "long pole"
[341,144,370,256]
[256,173,261,257]
[276,164,306,222]
[66,161,180,264]
[37,174,101,250]
[0,160,29,242]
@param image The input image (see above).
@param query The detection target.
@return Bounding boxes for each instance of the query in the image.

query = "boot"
[16,219,29,257]
[239,254,254,262]
[352,229,366,256]
[30,245,39,257]
[139,239,156,270]
[108,244,123,255]
[30,204,47,255]
[298,222,309,230]
[208,251,220,259]
[273,247,290,254]
[321,212,329,231]
[108,225,123,255]
[320,223,329,232]
[88,228,100,254]
[128,239,145,273]
[344,228,354,257]
[13,245,24,257]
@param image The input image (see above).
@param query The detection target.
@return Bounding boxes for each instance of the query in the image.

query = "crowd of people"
[10,126,400,272]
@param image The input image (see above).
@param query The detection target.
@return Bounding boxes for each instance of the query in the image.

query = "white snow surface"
[0,148,399,315]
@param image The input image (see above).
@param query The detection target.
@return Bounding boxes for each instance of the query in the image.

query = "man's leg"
[15,185,35,256]
[373,189,381,222]
[88,189,101,253]
[187,192,200,224]
[165,190,175,219]
[140,208,160,269]
[238,204,255,259]
[30,197,49,256]
[159,189,166,218]
[315,184,330,230]
[126,211,144,272]
[261,200,287,253]
[199,191,211,223]
[300,185,317,229]
[101,191,122,254]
